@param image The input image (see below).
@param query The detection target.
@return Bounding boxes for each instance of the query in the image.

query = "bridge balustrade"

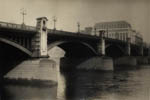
[0,21,36,31]
[0,21,146,50]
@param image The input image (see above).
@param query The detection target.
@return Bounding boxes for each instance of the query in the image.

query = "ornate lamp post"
[20,8,27,25]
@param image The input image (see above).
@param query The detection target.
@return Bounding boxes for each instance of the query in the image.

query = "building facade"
[86,21,143,45]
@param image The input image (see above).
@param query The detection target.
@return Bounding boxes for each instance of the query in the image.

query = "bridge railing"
[0,21,36,31]
[48,29,99,39]
[0,21,147,48]
[48,29,145,47]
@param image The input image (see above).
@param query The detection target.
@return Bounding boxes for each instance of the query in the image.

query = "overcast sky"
[0,0,150,43]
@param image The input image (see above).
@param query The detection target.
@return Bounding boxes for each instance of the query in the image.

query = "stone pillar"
[32,17,48,57]
[97,31,105,56]
[126,38,131,56]
[101,38,105,56]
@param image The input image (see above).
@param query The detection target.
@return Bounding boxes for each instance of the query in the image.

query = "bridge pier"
[136,56,149,65]
[114,56,137,70]
[114,38,138,69]
[135,45,149,65]
[4,17,57,86]
[91,32,113,71]
[4,58,57,86]
[126,37,131,56]
[97,31,105,56]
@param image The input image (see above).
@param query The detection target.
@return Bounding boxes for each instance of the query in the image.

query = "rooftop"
[94,21,132,29]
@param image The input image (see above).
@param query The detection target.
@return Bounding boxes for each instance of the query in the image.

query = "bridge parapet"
[0,20,145,48]
[0,21,36,31]
[48,29,101,40]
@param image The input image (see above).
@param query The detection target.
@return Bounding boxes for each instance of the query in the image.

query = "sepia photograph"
[0,0,150,100]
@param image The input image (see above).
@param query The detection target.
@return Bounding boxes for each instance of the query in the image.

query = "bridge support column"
[31,17,48,58]
[135,45,149,65]
[114,38,138,69]
[93,32,113,70]
[126,38,131,56]
[97,35,105,56]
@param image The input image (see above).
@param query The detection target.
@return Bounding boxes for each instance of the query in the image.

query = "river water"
[2,65,150,100]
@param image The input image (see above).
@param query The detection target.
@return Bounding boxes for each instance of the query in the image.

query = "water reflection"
[2,85,57,100]
[58,66,150,100]
[2,65,150,100]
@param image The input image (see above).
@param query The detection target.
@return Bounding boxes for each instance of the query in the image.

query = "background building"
[84,27,93,35]
[83,21,143,45]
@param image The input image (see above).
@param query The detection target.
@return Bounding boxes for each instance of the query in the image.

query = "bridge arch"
[0,37,32,57]
[48,41,97,57]
[105,44,126,58]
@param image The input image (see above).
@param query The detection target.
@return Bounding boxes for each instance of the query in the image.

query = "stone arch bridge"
[0,17,149,77]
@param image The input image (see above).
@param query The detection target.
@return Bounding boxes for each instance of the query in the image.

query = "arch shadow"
[105,44,126,58]
[48,41,98,57]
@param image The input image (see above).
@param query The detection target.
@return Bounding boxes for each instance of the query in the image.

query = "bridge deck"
[0,21,36,32]
[0,21,149,49]
[0,21,100,39]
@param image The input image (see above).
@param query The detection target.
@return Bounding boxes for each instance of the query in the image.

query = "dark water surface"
[2,65,150,100]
